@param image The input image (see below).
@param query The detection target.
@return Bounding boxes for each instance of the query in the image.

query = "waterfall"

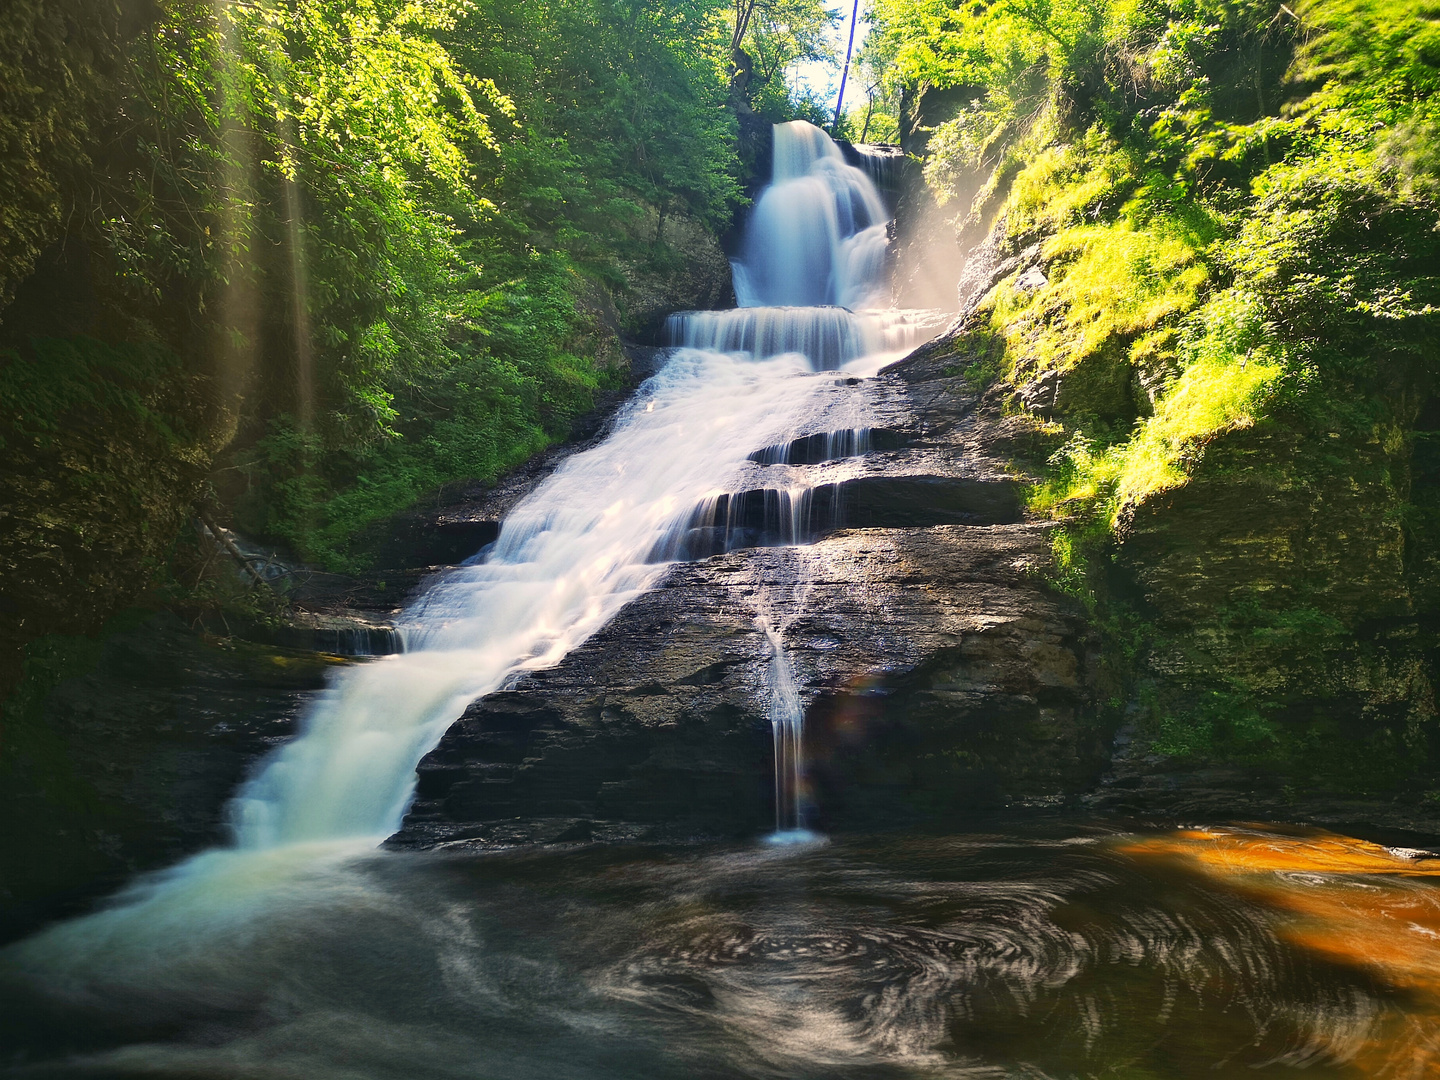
[227,119,914,851]
[759,620,813,842]
[229,349,839,848]
[1,122,944,1041]
[751,427,873,465]
[18,123,918,946]
[732,120,891,310]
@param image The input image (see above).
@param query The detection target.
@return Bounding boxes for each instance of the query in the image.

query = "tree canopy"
[0,0,819,572]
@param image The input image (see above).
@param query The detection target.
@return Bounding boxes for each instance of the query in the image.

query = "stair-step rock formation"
[389,524,1101,848]
[389,351,1107,849]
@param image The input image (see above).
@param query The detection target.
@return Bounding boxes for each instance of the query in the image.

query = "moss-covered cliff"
[875,0,1440,798]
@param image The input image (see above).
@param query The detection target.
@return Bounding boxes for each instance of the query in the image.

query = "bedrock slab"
[388,522,1103,849]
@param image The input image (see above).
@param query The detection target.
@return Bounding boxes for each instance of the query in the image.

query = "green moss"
[1023,289,1285,522]
[990,223,1207,377]
[1006,136,1138,237]
[878,0,1440,789]
[985,139,1270,521]
[1114,343,1283,507]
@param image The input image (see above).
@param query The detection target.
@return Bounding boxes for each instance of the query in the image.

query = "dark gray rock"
[390,523,1102,849]
[1084,721,1440,836]
[0,613,336,941]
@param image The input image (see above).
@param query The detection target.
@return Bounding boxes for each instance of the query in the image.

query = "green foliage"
[876,0,1439,523]
[0,337,220,638]
[100,0,501,438]
[1290,0,1440,130]
[1,0,757,577]
[1046,519,1104,608]
[1028,291,1284,514]
[233,255,616,568]
[1149,689,1276,762]
[461,0,742,249]
[0,0,151,309]
[729,0,839,121]
[846,22,905,144]
[993,221,1208,374]
[0,337,200,451]
[1229,156,1440,375]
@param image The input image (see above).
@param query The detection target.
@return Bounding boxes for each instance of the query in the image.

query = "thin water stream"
[5,122,1440,1077]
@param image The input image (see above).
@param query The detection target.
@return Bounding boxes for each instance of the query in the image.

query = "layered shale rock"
[390,349,1107,850]
[389,524,1101,848]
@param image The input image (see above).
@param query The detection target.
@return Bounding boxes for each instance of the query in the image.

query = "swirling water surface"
[5,824,1440,1078]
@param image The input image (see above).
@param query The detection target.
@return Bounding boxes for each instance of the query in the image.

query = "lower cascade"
[228,118,917,852]
[6,118,923,937]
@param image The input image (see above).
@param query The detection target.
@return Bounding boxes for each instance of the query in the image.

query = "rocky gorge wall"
[890,76,1440,822]
[900,304,1440,829]
[9,99,1440,943]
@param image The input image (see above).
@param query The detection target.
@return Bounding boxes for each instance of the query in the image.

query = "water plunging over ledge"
[732,120,890,310]
[758,618,816,844]
[7,119,925,901]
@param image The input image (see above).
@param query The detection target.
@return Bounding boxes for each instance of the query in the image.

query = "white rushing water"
[234,119,918,846]
[6,123,929,974]
[731,120,891,310]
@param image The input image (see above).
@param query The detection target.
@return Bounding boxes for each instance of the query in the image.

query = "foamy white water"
[231,347,880,848]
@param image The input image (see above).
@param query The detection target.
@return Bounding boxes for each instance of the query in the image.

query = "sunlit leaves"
[733,0,836,114]
[234,0,505,198]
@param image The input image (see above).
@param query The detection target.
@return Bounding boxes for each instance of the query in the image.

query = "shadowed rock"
[389,523,1101,849]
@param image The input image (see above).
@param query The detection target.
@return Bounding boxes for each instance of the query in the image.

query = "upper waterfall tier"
[666,307,876,368]
[665,307,940,370]
[732,120,890,310]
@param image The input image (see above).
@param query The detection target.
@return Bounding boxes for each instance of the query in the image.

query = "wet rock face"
[392,570,778,848]
[391,342,1106,850]
[0,613,333,941]
[392,524,1100,848]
